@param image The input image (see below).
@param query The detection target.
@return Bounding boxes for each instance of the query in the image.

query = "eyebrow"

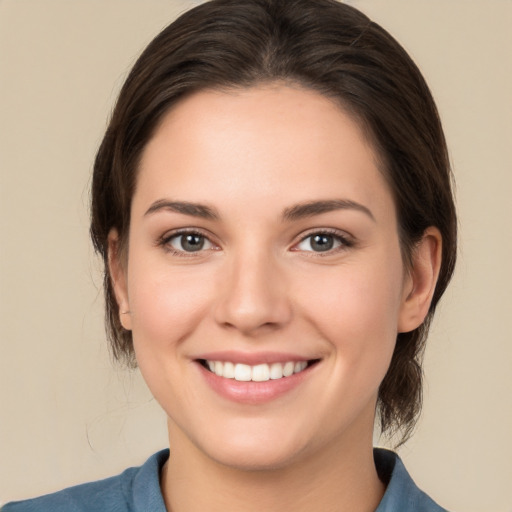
[282,199,375,222]
[144,200,220,220]
[144,198,375,222]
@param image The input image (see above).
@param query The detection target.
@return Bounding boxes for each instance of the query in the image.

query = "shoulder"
[374,448,449,512]
[1,450,169,512]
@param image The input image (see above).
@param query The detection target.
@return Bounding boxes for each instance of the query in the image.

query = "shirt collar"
[131,448,446,512]
[374,448,446,511]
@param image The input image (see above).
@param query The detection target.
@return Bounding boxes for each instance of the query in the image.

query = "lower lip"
[197,362,316,405]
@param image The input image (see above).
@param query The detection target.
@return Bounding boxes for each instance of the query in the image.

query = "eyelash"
[157,228,354,257]
[294,228,354,256]
[158,229,218,257]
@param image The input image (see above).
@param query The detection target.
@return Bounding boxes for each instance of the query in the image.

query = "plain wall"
[1,1,511,510]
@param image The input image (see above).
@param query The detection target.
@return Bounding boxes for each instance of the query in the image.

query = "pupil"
[311,234,333,252]
[182,234,204,252]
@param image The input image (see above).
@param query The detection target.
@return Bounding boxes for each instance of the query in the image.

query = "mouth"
[198,359,320,382]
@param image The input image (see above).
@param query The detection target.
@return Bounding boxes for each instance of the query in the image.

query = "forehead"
[135,84,394,221]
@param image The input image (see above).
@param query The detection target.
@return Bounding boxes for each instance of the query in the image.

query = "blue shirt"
[2,448,448,511]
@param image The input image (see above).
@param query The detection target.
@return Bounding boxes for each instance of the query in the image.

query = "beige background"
[1,1,511,510]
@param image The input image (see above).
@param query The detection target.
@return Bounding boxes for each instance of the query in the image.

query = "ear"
[398,227,442,333]
[108,229,132,331]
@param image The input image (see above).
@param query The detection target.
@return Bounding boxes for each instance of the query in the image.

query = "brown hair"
[90,0,457,445]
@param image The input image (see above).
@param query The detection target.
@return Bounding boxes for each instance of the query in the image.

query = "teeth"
[283,361,295,377]
[294,361,307,373]
[234,363,252,381]
[223,361,235,379]
[204,360,310,381]
[269,362,283,380]
[252,364,270,382]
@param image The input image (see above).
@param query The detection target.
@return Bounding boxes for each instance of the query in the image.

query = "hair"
[90,0,457,445]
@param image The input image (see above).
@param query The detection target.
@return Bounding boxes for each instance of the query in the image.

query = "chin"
[184,417,317,472]
[206,441,306,472]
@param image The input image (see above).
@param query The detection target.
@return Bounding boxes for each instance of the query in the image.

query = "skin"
[109,84,441,512]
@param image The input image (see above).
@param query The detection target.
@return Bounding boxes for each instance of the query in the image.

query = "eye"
[294,231,351,253]
[166,232,215,254]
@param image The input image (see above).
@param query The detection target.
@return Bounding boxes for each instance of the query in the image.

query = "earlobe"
[398,227,442,333]
[108,229,132,331]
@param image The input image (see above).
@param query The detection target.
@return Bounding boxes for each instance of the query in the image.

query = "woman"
[2,0,456,510]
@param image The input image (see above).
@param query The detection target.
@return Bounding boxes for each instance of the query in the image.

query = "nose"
[213,249,292,335]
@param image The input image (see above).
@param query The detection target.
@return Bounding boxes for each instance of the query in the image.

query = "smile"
[200,360,315,382]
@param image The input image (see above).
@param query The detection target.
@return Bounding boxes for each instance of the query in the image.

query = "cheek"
[297,253,404,364]
[126,257,215,352]
[125,258,218,415]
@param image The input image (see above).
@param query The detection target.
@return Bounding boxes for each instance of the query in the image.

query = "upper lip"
[193,350,320,366]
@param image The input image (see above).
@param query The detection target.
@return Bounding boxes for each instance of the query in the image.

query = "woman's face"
[112,85,416,470]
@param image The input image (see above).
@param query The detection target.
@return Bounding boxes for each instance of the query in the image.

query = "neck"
[160,419,385,512]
